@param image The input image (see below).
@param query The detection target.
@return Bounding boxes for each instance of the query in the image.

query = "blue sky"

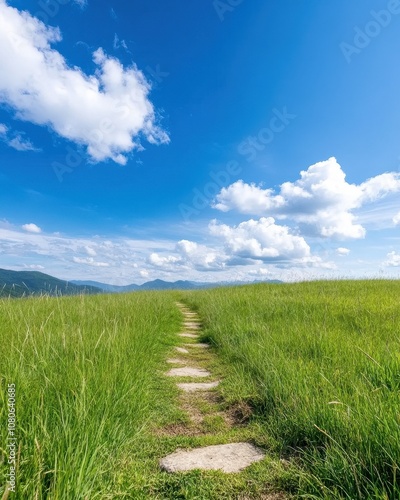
[0,0,400,284]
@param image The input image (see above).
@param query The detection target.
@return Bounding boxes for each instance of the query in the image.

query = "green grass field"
[0,292,183,498]
[184,280,400,499]
[1,280,399,498]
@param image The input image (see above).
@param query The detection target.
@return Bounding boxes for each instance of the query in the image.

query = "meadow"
[184,280,400,499]
[1,280,399,498]
[0,292,182,498]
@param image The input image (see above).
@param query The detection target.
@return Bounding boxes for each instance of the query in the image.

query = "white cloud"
[393,212,400,226]
[0,123,39,151]
[0,1,169,164]
[148,253,180,269]
[176,239,227,271]
[84,245,97,256]
[8,134,39,151]
[23,264,44,270]
[22,223,41,233]
[209,217,312,262]
[213,158,400,239]
[337,247,350,256]
[73,257,109,267]
[384,251,400,267]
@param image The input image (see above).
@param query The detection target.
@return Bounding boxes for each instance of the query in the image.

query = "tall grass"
[184,280,400,499]
[0,292,180,498]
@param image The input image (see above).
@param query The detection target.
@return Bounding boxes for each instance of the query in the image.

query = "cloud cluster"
[148,240,227,272]
[209,217,311,262]
[0,1,168,164]
[213,157,400,239]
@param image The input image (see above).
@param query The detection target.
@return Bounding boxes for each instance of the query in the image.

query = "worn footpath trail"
[159,303,271,478]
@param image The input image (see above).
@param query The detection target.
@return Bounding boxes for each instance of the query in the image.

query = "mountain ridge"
[0,267,282,298]
[71,278,282,292]
[0,268,102,298]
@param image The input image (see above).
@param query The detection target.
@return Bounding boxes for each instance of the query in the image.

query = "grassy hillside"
[0,292,181,497]
[0,268,101,297]
[183,280,400,499]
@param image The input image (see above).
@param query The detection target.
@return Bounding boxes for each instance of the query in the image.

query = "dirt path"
[159,303,266,474]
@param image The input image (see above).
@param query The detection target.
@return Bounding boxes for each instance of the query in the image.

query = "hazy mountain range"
[0,268,282,298]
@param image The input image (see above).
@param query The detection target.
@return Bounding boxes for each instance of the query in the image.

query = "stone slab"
[177,381,219,392]
[184,343,209,349]
[160,442,265,473]
[166,367,211,378]
[175,347,189,354]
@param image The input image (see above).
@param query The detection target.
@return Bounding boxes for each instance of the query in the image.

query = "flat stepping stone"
[167,367,211,378]
[175,347,189,354]
[184,343,209,349]
[160,442,265,473]
[183,322,201,328]
[167,358,187,364]
[179,333,199,338]
[177,381,219,392]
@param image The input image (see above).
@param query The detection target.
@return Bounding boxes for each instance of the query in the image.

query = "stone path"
[177,381,220,392]
[159,302,266,474]
[166,367,211,378]
[160,442,265,473]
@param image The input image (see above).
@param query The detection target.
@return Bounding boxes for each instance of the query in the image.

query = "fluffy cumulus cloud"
[337,247,350,256]
[384,251,400,267]
[22,223,41,233]
[148,239,227,272]
[0,1,168,164]
[209,217,312,263]
[213,158,400,239]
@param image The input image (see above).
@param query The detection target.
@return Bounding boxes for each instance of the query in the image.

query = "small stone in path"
[175,347,189,354]
[177,381,219,392]
[167,367,211,378]
[184,322,201,328]
[167,358,186,364]
[179,333,199,338]
[184,343,209,349]
[160,442,265,473]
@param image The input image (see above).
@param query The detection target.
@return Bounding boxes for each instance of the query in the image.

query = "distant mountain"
[71,278,282,292]
[71,279,202,292]
[0,269,102,298]
[138,279,200,290]
[71,280,139,293]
